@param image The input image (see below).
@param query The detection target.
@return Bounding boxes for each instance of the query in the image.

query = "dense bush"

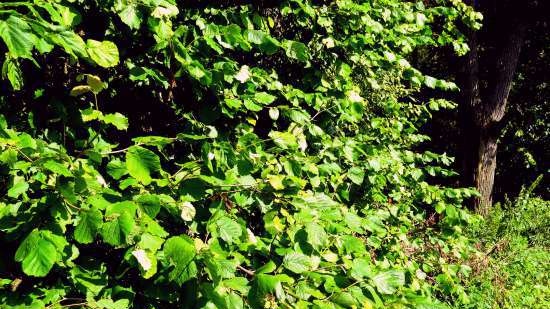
[0,1,482,308]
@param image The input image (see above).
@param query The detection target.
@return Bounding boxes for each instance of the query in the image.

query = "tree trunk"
[458,0,528,214]
[474,129,498,215]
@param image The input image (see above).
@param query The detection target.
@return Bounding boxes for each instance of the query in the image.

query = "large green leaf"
[125,146,161,185]
[283,252,311,274]
[254,92,277,105]
[249,274,293,307]
[100,203,136,246]
[20,239,57,277]
[100,213,134,246]
[52,31,87,58]
[74,208,103,244]
[0,16,35,59]
[163,236,197,285]
[15,231,63,277]
[69,264,108,296]
[86,39,120,68]
[136,194,161,218]
[215,217,242,244]
[372,270,405,294]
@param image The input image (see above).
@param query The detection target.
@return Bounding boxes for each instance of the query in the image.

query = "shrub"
[0,1,480,308]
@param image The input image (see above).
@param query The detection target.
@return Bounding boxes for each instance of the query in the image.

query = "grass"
[459,176,550,309]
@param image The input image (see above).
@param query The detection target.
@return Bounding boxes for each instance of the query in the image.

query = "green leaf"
[0,16,35,59]
[136,194,161,218]
[100,203,136,246]
[86,39,120,68]
[294,193,340,209]
[284,41,309,62]
[43,160,72,177]
[125,146,161,185]
[372,270,405,294]
[17,133,36,149]
[96,299,130,309]
[69,264,107,296]
[306,223,328,250]
[2,58,24,90]
[424,76,437,89]
[348,167,365,185]
[350,258,374,280]
[118,5,142,30]
[269,131,298,150]
[8,178,28,198]
[74,208,103,244]
[102,113,129,130]
[250,274,287,307]
[333,292,358,307]
[107,158,127,179]
[342,235,367,255]
[256,260,277,274]
[163,236,197,285]
[254,92,277,105]
[215,217,242,244]
[21,239,57,277]
[132,249,157,279]
[138,233,165,253]
[15,231,63,277]
[243,99,263,112]
[52,31,87,58]
[15,230,40,263]
[283,252,310,274]
[100,212,134,246]
[85,74,106,93]
[245,30,280,54]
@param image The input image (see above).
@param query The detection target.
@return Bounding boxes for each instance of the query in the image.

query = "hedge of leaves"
[0,1,481,308]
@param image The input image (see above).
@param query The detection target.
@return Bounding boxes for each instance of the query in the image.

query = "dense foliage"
[0,1,486,308]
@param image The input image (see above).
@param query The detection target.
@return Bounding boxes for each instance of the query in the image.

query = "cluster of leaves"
[0,0,119,90]
[460,178,549,309]
[1,1,481,308]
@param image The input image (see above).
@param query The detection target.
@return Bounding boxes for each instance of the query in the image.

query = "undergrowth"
[460,176,550,309]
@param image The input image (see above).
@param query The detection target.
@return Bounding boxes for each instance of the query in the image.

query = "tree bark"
[458,0,528,214]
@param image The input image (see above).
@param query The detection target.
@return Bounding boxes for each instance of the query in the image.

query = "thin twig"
[101,143,142,155]
[237,265,255,277]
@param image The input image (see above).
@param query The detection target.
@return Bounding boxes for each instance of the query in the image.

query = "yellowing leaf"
[86,39,119,68]
[180,201,196,221]
[268,175,285,190]
[70,85,92,96]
